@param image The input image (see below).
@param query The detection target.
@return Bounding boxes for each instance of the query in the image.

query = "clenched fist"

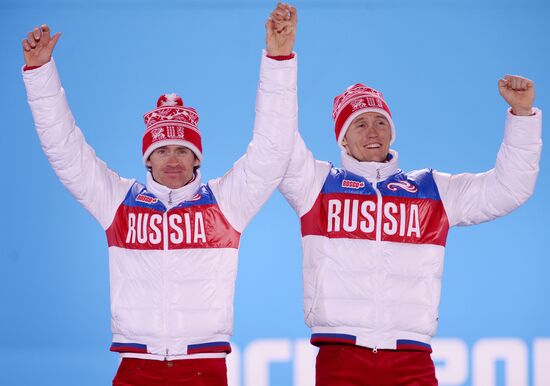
[498,75,535,116]
[22,24,61,67]
[266,2,297,57]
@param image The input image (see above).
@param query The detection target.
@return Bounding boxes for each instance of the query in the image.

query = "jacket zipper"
[371,172,383,349]
[162,211,169,359]
[373,173,383,242]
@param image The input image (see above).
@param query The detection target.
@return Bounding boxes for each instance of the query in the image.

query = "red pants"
[112,358,228,386]
[316,345,438,386]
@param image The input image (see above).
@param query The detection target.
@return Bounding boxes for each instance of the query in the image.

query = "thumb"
[50,32,62,50]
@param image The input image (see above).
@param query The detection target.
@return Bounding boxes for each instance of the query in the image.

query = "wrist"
[511,107,534,116]
[24,56,51,69]
[266,47,293,57]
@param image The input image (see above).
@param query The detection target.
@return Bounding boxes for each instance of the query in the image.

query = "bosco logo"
[341,179,366,189]
[136,194,158,204]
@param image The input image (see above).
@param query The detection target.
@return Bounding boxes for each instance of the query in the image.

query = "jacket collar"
[146,170,202,209]
[340,149,400,183]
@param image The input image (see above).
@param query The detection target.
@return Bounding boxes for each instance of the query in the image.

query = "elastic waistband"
[310,333,432,353]
[110,341,232,355]
[120,357,227,368]
[111,342,148,354]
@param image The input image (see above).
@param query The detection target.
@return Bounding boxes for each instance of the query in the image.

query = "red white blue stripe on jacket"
[110,341,232,355]
[106,182,241,251]
[301,167,449,247]
[310,333,433,353]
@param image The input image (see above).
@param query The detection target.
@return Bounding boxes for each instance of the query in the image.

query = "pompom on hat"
[332,83,396,146]
[142,93,202,164]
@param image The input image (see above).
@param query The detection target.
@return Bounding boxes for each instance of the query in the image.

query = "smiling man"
[21,3,297,385]
[341,111,393,163]
[278,80,542,385]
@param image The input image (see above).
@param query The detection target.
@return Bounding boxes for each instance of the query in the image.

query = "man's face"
[146,145,200,189]
[342,112,392,162]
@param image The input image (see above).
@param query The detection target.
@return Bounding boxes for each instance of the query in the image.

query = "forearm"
[437,108,542,227]
[23,59,132,228]
[209,51,298,232]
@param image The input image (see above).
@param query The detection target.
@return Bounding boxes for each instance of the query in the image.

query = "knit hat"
[332,83,395,146]
[142,93,202,164]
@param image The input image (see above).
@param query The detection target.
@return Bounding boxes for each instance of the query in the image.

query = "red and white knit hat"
[332,83,395,146]
[142,93,202,164]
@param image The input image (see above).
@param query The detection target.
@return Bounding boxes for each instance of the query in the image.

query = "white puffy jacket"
[23,52,297,359]
[279,109,542,351]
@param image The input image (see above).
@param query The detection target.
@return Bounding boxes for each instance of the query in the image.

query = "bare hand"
[498,75,535,116]
[266,3,297,56]
[22,24,61,67]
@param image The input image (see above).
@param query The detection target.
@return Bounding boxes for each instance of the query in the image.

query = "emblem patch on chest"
[386,181,418,193]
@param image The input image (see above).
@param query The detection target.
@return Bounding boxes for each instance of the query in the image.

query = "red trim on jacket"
[266,53,295,61]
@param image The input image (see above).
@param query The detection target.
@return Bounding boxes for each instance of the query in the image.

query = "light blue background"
[1,0,548,385]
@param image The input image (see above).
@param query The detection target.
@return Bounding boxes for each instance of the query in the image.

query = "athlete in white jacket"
[273,34,542,386]
[21,4,297,385]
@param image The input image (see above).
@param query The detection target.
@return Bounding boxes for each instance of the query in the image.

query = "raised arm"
[22,25,133,229]
[278,130,331,217]
[208,4,298,232]
[435,75,542,227]
[270,4,331,217]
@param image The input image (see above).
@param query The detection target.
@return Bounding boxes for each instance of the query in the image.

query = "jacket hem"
[110,339,232,356]
[310,332,432,353]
